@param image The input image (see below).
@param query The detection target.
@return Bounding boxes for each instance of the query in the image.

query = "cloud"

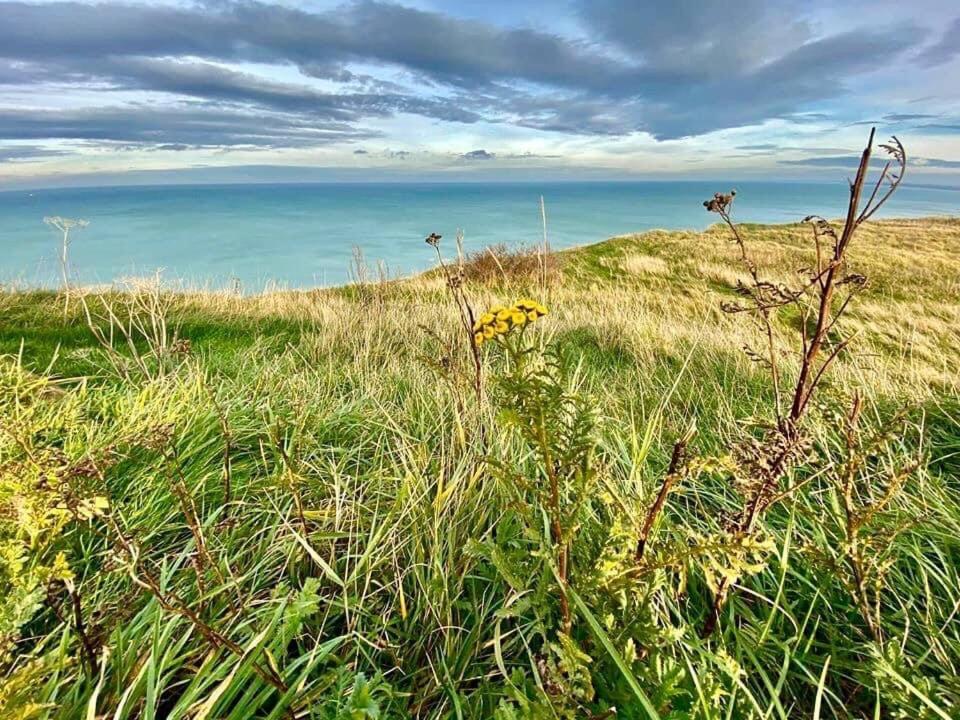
[917,123,960,133]
[353,148,368,154]
[578,0,811,75]
[0,105,378,147]
[914,157,960,168]
[915,16,960,66]
[0,0,624,92]
[0,144,70,162]
[461,149,495,160]
[883,113,938,121]
[0,0,946,159]
[780,154,959,169]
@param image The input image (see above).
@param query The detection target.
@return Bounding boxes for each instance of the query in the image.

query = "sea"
[0,181,957,290]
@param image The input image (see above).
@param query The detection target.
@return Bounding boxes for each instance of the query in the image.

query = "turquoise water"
[1,181,957,289]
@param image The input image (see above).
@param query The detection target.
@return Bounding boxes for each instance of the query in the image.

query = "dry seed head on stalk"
[472,298,548,346]
[704,190,736,213]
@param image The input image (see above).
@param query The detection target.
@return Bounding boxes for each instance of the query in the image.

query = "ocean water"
[0,181,957,290]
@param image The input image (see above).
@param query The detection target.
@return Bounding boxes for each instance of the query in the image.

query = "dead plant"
[425,231,483,403]
[699,127,907,637]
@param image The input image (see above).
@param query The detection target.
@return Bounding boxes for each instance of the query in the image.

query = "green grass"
[2,217,959,718]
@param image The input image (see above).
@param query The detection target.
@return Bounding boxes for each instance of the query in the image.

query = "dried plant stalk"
[700,128,906,637]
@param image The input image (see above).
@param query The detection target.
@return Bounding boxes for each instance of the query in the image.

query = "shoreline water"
[2,179,957,290]
[3,215,956,296]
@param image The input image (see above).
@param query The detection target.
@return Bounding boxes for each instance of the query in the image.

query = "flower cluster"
[473,299,548,346]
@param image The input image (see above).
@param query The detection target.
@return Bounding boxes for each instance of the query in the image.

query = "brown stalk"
[538,420,571,632]
[699,128,906,637]
[634,438,688,565]
[427,233,484,404]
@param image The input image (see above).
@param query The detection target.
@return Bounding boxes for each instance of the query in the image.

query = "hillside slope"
[1,217,959,719]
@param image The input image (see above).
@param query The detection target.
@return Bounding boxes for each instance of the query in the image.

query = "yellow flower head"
[472,298,548,347]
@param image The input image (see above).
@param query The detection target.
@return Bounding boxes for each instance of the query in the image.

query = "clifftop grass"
[1,217,959,718]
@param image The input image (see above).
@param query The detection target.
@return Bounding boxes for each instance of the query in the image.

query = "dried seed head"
[704,190,737,213]
[425,232,442,247]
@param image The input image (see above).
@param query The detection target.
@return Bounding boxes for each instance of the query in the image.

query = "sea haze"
[1,181,957,290]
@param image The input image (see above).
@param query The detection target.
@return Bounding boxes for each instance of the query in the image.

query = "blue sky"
[0,0,958,187]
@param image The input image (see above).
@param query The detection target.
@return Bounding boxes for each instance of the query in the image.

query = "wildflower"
[471,298,548,346]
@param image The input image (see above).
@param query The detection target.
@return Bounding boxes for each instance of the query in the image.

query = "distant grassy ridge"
[4,216,958,389]
[1,216,959,718]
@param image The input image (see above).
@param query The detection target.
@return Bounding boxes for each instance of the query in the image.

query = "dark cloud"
[780,154,960,169]
[915,16,960,66]
[0,105,378,147]
[0,0,624,91]
[917,123,960,133]
[0,144,70,162]
[779,156,869,167]
[883,113,938,121]
[915,157,960,168]
[0,0,939,146]
[578,0,811,75]
[461,149,495,160]
[353,148,368,154]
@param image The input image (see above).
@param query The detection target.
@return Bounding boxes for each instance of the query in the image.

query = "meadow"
[1,207,959,717]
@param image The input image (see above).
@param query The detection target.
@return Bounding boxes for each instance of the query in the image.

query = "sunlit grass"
[1,217,958,718]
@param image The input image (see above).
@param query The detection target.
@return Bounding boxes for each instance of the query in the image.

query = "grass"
[1,216,959,718]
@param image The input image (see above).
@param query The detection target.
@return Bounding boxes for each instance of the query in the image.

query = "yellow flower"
[474,332,484,346]
[526,310,537,321]
[511,310,526,326]
[483,325,496,339]
[479,312,495,326]
[495,321,509,334]
[496,308,513,322]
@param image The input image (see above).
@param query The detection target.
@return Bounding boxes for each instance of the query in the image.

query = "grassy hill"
[1,217,959,718]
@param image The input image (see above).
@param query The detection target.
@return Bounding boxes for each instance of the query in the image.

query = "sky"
[1,0,959,188]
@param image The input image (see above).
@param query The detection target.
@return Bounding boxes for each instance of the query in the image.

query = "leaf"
[566,586,662,720]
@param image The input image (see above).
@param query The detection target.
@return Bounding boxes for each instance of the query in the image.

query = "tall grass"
[1,211,959,718]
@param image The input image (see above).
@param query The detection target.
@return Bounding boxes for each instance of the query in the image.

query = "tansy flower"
[471,298,548,346]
